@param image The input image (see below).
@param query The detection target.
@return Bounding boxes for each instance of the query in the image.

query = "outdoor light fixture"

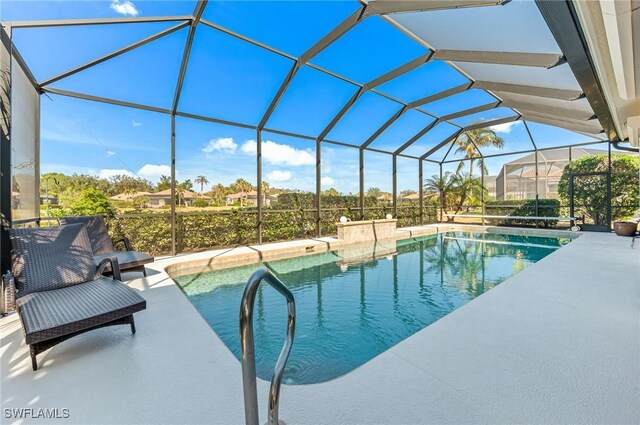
[386,214,393,220]
[340,216,348,223]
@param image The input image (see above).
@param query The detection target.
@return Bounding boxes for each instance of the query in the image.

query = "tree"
[179,179,193,191]
[447,173,485,221]
[131,195,150,209]
[366,187,383,198]
[109,174,152,196]
[157,175,171,192]
[454,128,505,176]
[400,189,417,197]
[195,175,209,193]
[558,154,640,223]
[71,187,116,216]
[321,188,340,196]
[233,178,253,206]
[175,186,186,207]
[210,183,228,206]
[423,172,455,207]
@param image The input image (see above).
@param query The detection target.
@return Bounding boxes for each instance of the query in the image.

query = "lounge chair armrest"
[113,238,133,251]
[1,271,16,315]
[97,257,122,281]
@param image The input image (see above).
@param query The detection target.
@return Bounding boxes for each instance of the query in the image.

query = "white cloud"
[138,164,171,182]
[241,140,314,166]
[99,169,134,180]
[202,137,237,154]
[491,121,520,134]
[321,176,335,186]
[107,150,116,157]
[267,170,292,182]
[132,120,142,127]
[110,0,139,16]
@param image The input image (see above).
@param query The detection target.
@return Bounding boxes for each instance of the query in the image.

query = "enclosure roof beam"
[40,21,190,87]
[258,6,367,130]
[360,105,408,149]
[176,111,256,130]
[363,0,510,16]
[508,101,596,121]
[473,80,584,101]
[42,87,172,114]
[432,49,565,68]
[439,100,501,122]
[420,129,463,160]
[200,19,295,61]
[315,52,433,142]
[463,115,520,131]
[440,134,460,162]
[521,113,604,134]
[535,0,619,141]
[394,119,440,155]
[408,82,473,108]
[364,52,433,89]
[171,0,207,114]
[5,15,193,29]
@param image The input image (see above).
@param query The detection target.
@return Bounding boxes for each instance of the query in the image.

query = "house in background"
[226,191,277,207]
[147,189,211,207]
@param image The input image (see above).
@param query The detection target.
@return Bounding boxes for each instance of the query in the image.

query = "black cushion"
[59,215,115,256]
[17,277,146,345]
[10,224,97,297]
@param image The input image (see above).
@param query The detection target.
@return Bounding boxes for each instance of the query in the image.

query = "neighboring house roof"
[109,191,152,201]
[400,193,420,200]
[148,189,211,200]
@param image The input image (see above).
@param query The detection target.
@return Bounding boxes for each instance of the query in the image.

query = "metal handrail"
[240,269,296,425]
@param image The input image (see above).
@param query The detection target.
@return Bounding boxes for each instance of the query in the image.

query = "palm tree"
[234,178,253,207]
[454,128,504,176]
[211,183,227,205]
[195,175,209,194]
[448,173,485,220]
[175,186,186,207]
[261,181,270,205]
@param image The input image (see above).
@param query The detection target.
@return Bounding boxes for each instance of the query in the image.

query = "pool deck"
[1,225,638,424]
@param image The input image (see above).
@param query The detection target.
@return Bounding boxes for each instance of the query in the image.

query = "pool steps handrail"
[240,269,296,425]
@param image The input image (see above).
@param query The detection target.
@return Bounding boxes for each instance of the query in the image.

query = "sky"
[5,0,603,194]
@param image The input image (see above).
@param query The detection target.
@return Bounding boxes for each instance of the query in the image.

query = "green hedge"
[101,197,440,255]
[483,199,561,227]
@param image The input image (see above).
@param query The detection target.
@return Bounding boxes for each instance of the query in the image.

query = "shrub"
[191,199,210,208]
[484,199,561,227]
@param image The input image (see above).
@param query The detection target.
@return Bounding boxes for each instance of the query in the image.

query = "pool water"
[173,232,570,385]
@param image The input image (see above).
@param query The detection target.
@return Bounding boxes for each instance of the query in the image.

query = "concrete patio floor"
[1,226,638,424]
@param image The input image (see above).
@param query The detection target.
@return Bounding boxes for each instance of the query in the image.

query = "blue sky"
[6,0,603,194]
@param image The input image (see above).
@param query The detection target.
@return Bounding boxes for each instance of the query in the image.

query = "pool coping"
[163,223,580,277]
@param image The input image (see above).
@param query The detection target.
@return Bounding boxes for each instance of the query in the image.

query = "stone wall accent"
[336,219,397,243]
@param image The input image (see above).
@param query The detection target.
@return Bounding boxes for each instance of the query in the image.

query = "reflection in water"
[174,232,566,385]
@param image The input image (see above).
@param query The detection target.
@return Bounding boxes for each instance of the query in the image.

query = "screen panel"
[11,56,39,221]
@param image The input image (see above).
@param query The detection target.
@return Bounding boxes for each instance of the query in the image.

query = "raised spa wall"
[336,219,397,243]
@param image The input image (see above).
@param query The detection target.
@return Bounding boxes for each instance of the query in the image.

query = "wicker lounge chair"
[6,223,146,371]
[59,215,154,276]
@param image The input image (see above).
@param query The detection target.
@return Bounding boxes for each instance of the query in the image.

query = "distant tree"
[131,195,150,209]
[109,174,153,196]
[321,188,340,196]
[558,154,640,223]
[233,178,253,206]
[210,183,228,205]
[175,186,186,207]
[71,187,116,216]
[366,187,383,197]
[455,128,504,176]
[179,179,193,191]
[157,175,171,192]
[195,175,209,194]
[399,190,417,197]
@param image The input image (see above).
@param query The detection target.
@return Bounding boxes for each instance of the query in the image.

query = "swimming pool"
[173,231,570,385]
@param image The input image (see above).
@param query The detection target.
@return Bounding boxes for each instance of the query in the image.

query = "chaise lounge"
[6,223,147,370]
[59,215,154,277]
